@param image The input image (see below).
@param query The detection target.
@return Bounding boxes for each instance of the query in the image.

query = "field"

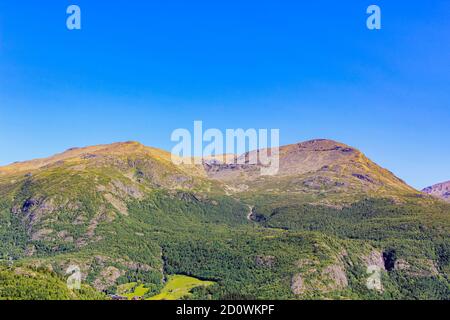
[147,275,214,300]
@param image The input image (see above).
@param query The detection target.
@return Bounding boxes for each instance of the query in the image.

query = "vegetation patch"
[147,275,214,300]
[0,266,106,300]
[116,282,150,300]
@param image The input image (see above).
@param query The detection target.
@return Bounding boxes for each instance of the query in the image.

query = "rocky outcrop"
[93,266,124,291]
[362,250,386,271]
[321,264,348,290]
[290,274,305,295]
[394,258,439,277]
[291,257,349,295]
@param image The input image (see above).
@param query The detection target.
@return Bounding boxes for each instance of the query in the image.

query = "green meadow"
[147,275,214,300]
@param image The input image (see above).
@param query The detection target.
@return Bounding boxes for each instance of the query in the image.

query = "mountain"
[0,141,209,189]
[0,265,106,300]
[0,140,449,300]
[423,181,450,203]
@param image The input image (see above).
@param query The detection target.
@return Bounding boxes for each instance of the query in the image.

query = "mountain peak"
[281,139,359,155]
[204,138,415,196]
[291,139,355,149]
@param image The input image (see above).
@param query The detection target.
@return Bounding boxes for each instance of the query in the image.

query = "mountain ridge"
[0,141,169,175]
[0,138,449,300]
[0,139,418,195]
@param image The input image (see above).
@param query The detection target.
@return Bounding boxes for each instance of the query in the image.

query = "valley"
[0,139,449,300]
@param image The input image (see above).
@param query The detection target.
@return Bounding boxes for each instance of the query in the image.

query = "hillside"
[0,140,449,300]
[423,181,450,203]
[204,139,419,206]
[0,265,106,300]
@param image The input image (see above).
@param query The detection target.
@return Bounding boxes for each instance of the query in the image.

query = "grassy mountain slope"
[0,265,106,300]
[0,140,449,300]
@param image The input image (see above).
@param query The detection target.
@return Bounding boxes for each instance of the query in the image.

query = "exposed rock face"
[103,193,128,216]
[422,181,450,202]
[394,259,410,271]
[361,250,386,293]
[14,197,57,228]
[24,244,36,257]
[255,255,276,268]
[93,266,123,291]
[291,257,349,295]
[321,264,348,290]
[203,139,416,196]
[394,258,439,277]
[31,228,54,241]
[291,274,305,295]
[419,259,439,277]
[111,179,143,199]
[363,250,386,271]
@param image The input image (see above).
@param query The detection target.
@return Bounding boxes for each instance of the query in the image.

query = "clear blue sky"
[0,1,449,189]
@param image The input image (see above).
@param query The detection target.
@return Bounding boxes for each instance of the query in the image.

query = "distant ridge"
[423,181,450,202]
[0,139,417,197]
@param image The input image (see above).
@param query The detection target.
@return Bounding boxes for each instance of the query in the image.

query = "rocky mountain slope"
[204,139,417,200]
[0,140,449,300]
[0,265,106,300]
[423,181,450,203]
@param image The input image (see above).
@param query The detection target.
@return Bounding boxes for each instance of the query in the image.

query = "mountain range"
[0,139,449,300]
[423,181,450,203]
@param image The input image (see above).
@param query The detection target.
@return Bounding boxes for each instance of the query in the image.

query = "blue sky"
[0,1,449,189]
